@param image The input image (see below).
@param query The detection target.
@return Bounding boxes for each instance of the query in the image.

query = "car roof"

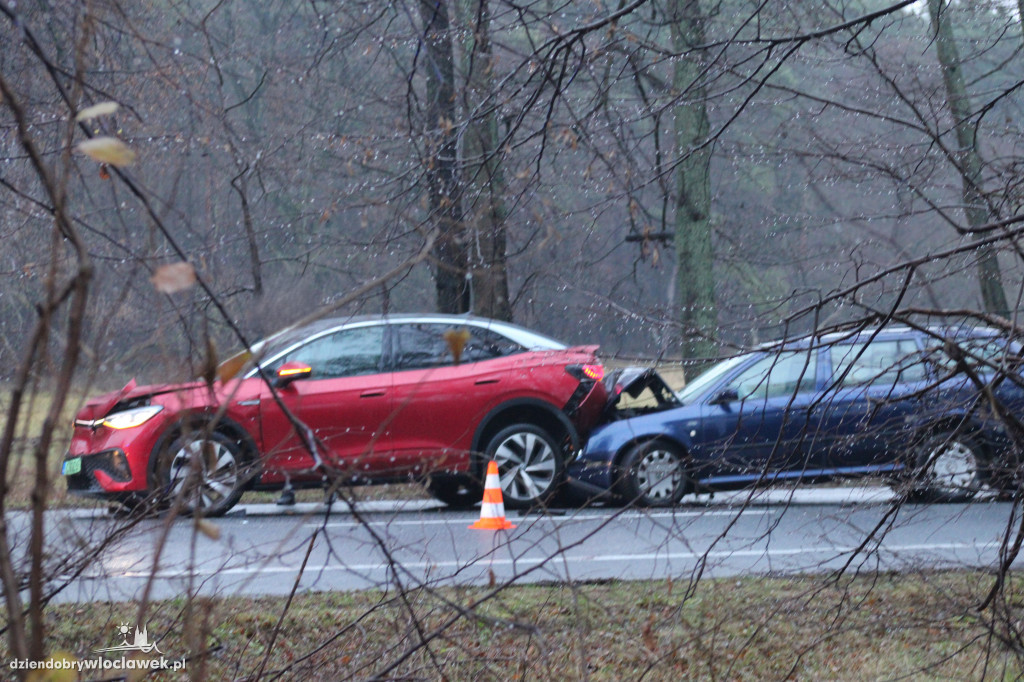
[258,313,567,355]
[757,325,1002,352]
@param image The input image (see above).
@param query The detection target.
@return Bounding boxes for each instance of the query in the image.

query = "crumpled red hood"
[75,378,208,420]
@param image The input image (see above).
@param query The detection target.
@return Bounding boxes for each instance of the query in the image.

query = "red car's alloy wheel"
[487,424,563,508]
[160,431,245,516]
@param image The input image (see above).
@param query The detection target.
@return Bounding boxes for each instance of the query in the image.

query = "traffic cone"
[470,460,516,530]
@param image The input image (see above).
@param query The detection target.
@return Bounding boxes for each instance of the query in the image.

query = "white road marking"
[303,508,749,528]
[93,541,998,581]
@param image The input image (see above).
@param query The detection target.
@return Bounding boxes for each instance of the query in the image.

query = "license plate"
[62,457,82,476]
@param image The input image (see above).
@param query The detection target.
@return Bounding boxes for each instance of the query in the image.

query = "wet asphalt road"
[31,486,1022,604]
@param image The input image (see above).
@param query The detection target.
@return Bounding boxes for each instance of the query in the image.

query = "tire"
[619,439,688,507]
[155,430,246,517]
[484,424,564,509]
[426,473,482,509]
[906,430,986,503]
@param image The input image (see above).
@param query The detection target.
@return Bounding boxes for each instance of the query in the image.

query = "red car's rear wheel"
[486,424,564,509]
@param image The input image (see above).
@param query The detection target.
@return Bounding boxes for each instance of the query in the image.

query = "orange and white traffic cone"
[469,460,516,530]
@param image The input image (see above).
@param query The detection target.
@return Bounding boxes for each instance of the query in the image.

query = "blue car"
[569,326,1024,506]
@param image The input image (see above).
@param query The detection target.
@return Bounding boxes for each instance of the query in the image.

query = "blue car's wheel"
[620,440,688,507]
[908,430,986,503]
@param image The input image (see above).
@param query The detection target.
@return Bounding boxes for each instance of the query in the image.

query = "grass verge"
[11,570,1023,680]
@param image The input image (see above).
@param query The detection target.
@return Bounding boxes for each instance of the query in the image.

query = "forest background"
[5,0,1023,384]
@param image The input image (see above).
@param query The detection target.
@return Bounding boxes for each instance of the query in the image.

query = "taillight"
[567,364,604,382]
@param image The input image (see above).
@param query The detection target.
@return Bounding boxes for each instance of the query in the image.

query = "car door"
[386,323,518,475]
[257,324,391,478]
[695,349,820,480]
[811,337,926,473]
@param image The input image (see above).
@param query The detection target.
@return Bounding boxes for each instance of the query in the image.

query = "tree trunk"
[419,0,470,314]
[927,0,1010,318]
[1018,0,1024,47]
[669,0,717,359]
[456,0,511,321]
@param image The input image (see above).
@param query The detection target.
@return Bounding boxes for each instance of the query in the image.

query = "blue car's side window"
[829,339,924,387]
[728,351,818,401]
[923,337,1013,377]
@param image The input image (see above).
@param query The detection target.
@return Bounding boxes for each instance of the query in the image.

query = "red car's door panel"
[258,375,392,480]
[254,325,393,481]
[388,361,511,473]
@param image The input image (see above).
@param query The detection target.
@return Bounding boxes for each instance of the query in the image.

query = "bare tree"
[668,0,717,359]
[456,0,512,321]
[927,0,1010,318]
[417,0,471,314]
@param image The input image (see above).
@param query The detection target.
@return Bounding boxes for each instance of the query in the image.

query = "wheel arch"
[472,399,579,469]
[906,416,993,503]
[913,415,990,452]
[611,433,691,472]
[147,411,260,487]
[614,434,692,504]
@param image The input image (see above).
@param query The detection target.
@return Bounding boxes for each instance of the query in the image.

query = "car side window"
[392,324,452,370]
[923,337,1014,376]
[728,351,818,400]
[267,326,384,379]
[392,324,523,370]
[462,327,524,361]
[829,339,924,387]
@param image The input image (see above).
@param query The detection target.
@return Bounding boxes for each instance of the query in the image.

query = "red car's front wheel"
[155,430,246,517]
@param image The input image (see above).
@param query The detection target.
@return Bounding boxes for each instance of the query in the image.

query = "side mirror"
[710,387,739,405]
[274,361,312,388]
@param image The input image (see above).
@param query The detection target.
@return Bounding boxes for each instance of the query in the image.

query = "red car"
[62,314,608,516]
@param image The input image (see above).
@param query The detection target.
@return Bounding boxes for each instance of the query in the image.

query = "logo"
[9,621,185,674]
[95,623,164,656]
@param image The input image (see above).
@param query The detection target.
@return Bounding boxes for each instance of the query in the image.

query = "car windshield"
[676,354,749,405]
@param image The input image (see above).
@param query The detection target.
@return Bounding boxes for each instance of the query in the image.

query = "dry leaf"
[217,350,251,383]
[201,337,218,387]
[642,614,658,652]
[443,328,471,365]
[75,101,120,121]
[27,651,79,682]
[150,262,197,294]
[77,136,136,166]
[196,518,221,541]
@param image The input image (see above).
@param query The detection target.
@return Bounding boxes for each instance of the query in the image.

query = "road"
[36,486,1022,604]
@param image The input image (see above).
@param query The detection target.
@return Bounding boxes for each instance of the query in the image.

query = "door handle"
[475,378,499,385]
[360,390,386,398]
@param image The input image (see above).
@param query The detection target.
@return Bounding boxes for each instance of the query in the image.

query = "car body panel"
[256,372,393,482]
[64,314,608,510]
[569,326,1024,499]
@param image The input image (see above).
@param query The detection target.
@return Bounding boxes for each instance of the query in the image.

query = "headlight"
[101,405,164,430]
